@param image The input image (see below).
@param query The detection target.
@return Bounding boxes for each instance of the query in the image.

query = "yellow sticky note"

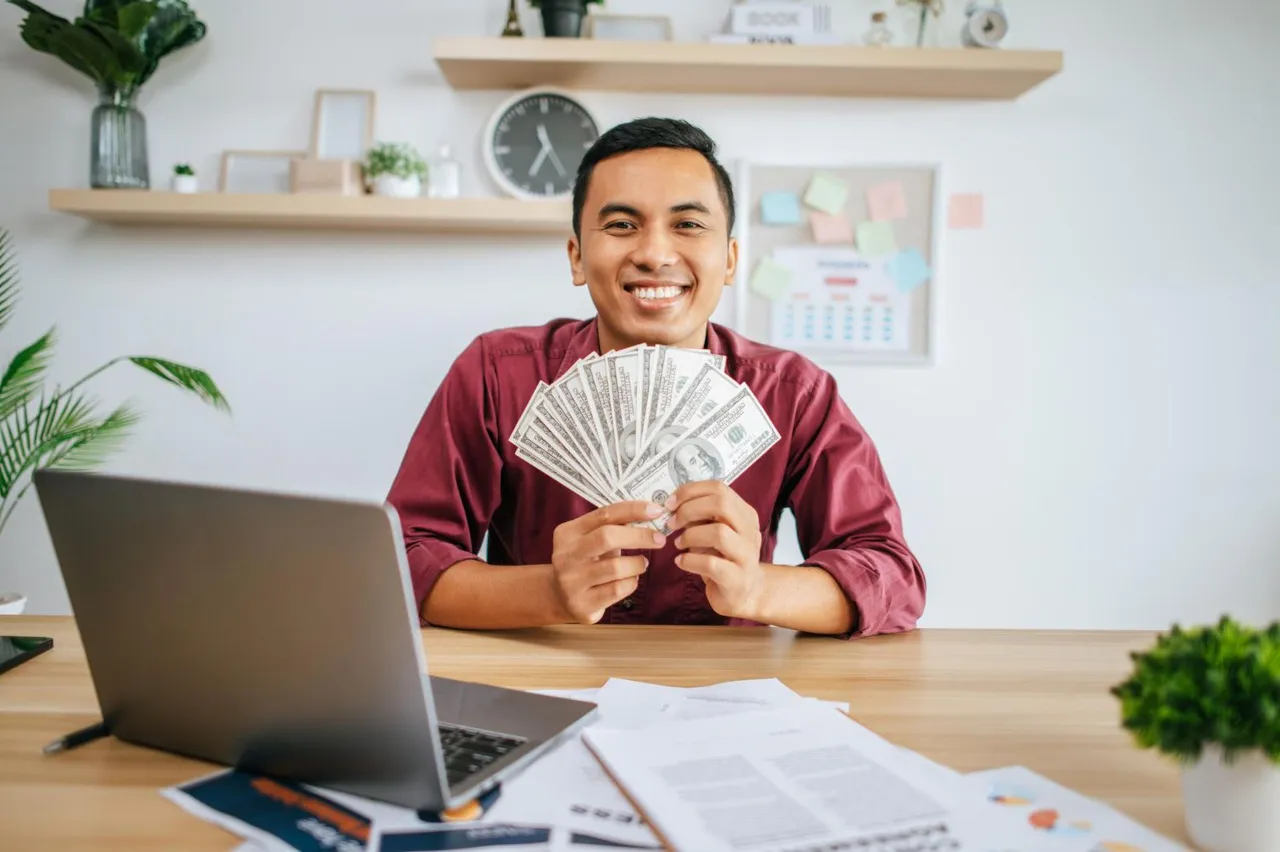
[856,220,898,257]
[808,211,854,244]
[749,257,791,300]
[802,173,848,215]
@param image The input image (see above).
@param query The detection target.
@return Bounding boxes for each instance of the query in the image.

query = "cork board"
[729,161,942,366]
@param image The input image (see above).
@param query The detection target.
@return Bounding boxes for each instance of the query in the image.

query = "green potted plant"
[171,162,197,193]
[6,0,207,190]
[1111,615,1280,852]
[364,142,427,199]
[0,227,229,615]
[528,0,603,38]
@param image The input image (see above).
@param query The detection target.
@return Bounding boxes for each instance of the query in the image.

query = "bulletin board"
[730,161,943,366]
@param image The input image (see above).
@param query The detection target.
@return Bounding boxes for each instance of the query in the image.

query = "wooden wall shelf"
[431,37,1063,100]
[48,190,572,235]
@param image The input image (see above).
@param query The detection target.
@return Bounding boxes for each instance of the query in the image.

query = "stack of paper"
[510,345,780,533]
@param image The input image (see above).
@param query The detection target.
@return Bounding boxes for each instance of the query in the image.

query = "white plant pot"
[0,592,28,615]
[372,174,421,198]
[1182,745,1280,852]
[171,174,198,193]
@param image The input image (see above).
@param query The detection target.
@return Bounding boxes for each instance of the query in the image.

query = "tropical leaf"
[80,19,147,82]
[0,229,17,333]
[134,0,205,86]
[0,391,100,499]
[115,0,156,40]
[8,0,119,85]
[0,328,56,420]
[49,402,140,470]
[81,0,124,26]
[128,356,229,412]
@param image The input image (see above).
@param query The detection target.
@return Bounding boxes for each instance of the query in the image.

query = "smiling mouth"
[624,282,691,306]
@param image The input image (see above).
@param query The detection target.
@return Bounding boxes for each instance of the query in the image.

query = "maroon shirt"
[386,317,926,638]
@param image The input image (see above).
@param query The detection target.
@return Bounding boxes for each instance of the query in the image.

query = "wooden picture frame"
[218,150,307,194]
[584,14,673,41]
[310,89,376,161]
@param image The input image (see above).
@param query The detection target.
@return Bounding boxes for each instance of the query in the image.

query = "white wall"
[1,0,1277,629]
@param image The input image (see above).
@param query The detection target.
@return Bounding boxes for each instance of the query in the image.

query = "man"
[386,117,925,639]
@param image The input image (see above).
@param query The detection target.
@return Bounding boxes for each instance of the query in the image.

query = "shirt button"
[621,598,634,610]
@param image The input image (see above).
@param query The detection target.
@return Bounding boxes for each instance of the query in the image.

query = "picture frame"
[310,89,376,161]
[218,150,306,194]
[583,14,673,41]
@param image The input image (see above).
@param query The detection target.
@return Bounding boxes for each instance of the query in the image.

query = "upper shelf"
[431,37,1063,100]
[48,189,572,235]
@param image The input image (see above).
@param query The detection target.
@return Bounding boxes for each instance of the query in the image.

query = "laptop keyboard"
[438,722,527,788]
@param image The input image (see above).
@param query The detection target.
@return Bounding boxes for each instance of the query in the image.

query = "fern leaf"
[0,391,100,498]
[129,357,230,413]
[0,328,56,420]
[49,402,140,470]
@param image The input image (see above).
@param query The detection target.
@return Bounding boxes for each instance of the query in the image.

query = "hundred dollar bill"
[605,347,643,475]
[579,357,620,484]
[643,347,727,441]
[636,345,655,452]
[512,383,613,498]
[549,366,615,488]
[623,363,743,479]
[621,385,781,535]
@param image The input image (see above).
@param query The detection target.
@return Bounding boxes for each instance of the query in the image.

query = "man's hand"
[667,481,766,620]
[550,501,667,624]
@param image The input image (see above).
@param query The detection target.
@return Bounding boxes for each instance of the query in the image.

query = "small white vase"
[1182,745,1280,852]
[373,174,421,198]
[171,174,198,193]
[0,592,28,615]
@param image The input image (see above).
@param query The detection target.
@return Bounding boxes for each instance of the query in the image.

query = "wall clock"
[483,87,600,201]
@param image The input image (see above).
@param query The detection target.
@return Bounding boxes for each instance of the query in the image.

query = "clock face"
[487,91,600,200]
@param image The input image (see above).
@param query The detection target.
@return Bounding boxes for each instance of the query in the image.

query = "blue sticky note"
[887,248,931,293]
[760,192,802,225]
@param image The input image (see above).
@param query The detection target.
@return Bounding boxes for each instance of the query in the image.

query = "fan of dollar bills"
[510,344,781,533]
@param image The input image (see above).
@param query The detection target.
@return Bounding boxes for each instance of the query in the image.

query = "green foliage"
[6,0,207,94]
[0,227,229,542]
[364,142,426,180]
[526,0,604,7]
[1111,615,1280,766]
[172,162,193,175]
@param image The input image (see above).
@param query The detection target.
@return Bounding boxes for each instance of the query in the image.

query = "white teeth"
[634,286,683,301]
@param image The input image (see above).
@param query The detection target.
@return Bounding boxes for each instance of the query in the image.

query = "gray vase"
[91,85,150,189]
[540,0,586,37]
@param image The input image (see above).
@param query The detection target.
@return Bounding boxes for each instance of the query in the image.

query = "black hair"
[571,117,736,238]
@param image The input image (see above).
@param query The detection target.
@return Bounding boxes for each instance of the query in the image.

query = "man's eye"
[676,220,706,230]
[605,220,636,231]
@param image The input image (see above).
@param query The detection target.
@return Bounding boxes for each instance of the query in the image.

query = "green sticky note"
[802,173,848,215]
[749,258,791,300]
[856,220,898,257]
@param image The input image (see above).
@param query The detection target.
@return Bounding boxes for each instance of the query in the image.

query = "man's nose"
[628,226,679,271]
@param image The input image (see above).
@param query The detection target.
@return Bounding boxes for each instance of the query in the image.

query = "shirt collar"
[552,317,726,382]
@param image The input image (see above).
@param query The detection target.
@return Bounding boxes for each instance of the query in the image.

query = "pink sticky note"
[948,193,985,229]
[808,211,854,244]
[866,181,908,221]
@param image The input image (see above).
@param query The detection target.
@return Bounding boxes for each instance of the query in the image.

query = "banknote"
[623,362,744,479]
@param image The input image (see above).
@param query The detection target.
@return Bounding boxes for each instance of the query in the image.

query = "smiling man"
[386,117,926,639]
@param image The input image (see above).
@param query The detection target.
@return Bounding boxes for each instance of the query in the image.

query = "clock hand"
[528,145,548,177]
[535,123,568,178]
[546,145,567,178]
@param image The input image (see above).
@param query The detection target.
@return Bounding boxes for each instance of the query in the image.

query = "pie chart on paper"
[1027,808,1092,835]
[987,782,1037,806]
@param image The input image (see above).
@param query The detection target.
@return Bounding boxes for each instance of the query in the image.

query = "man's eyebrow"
[670,201,711,215]
[596,201,712,220]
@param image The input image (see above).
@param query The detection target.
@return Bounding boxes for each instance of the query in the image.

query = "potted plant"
[171,163,197,193]
[0,227,229,616]
[1111,615,1280,852]
[364,142,426,198]
[6,0,207,190]
[527,0,603,38]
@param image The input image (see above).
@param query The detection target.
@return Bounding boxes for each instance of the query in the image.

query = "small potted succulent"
[171,163,198,193]
[364,142,427,198]
[1111,615,1280,852]
[527,0,604,38]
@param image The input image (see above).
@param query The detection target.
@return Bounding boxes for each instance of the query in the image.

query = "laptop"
[33,469,598,813]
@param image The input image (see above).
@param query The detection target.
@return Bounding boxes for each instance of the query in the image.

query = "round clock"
[483,87,600,201]
[961,1,1009,48]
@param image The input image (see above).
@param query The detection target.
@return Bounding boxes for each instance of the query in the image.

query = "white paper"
[582,702,1014,852]
[767,246,910,352]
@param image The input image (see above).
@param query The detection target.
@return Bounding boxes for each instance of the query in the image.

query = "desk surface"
[0,616,1186,850]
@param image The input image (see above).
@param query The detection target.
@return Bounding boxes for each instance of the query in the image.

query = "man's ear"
[568,235,586,287]
[724,236,740,285]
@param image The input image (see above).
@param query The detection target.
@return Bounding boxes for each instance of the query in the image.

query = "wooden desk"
[0,616,1187,850]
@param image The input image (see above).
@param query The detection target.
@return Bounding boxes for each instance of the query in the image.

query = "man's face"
[569,147,738,351]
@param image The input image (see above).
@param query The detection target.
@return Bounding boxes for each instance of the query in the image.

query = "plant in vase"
[895,0,943,47]
[0,227,229,616]
[6,0,208,190]
[1111,615,1280,852]
[527,0,603,38]
[365,142,427,199]
[171,162,197,193]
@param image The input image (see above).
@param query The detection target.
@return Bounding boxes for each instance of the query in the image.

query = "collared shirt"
[386,317,926,638]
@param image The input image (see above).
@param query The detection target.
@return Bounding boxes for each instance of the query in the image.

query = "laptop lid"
[33,469,451,810]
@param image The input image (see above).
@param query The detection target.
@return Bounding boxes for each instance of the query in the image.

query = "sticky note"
[948,193,985,229]
[808,211,854,245]
[856,220,898,257]
[749,257,791,300]
[887,248,931,293]
[759,191,802,225]
[866,180,908,221]
[802,173,848,215]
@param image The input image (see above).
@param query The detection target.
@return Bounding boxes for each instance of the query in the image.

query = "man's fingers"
[675,551,733,586]
[587,555,648,585]
[667,489,758,537]
[584,575,639,616]
[675,522,755,567]
[578,500,665,532]
[578,523,666,559]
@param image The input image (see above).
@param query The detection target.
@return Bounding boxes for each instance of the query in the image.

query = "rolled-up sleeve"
[386,336,503,619]
[783,371,926,638]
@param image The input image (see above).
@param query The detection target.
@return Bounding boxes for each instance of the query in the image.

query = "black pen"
[42,720,108,755]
